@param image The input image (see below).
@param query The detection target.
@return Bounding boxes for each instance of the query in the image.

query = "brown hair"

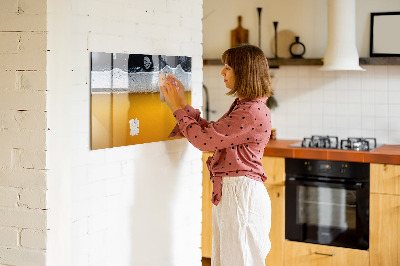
[221,44,273,99]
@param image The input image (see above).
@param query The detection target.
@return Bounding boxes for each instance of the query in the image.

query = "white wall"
[0,0,48,265]
[47,1,203,266]
[203,0,400,58]
[203,0,400,145]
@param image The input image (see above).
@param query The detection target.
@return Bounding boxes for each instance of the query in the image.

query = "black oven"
[285,158,369,250]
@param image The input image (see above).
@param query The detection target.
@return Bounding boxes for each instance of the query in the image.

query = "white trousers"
[212,176,271,266]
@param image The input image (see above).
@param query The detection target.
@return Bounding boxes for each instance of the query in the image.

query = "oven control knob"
[304,161,312,171]
[340,164,347,174]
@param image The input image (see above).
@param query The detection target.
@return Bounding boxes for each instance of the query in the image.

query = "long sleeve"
[172,105,258,152]
[168,104,210,138]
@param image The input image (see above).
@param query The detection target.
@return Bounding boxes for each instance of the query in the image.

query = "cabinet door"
[370,163,400,195]
[201,152,213,258]
[370,193,400,266]
[264,184,284,266]
[262,156,285,185]
[284,241,369,266]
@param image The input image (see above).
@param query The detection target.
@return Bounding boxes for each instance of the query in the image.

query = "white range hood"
[320,0,365,71]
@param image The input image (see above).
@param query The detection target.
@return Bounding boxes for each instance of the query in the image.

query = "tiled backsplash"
[203,65,400,144]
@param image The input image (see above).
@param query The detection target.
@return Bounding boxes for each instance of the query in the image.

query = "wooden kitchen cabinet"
[202,152,213,258]
[264,184,285,266]
[262,156,285,266]
[370,163,400,195]
[370,163,400,266]
[370,193,400,266]
[284,241,369,266]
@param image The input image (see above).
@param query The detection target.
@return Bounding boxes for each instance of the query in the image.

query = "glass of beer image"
[90,52,192,150]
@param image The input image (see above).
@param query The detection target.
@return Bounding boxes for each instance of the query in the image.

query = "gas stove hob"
[289,136,382,151]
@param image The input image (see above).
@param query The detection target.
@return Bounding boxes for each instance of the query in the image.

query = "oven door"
[285,177,369,250]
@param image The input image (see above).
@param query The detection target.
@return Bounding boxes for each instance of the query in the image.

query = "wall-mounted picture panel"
[90,52,192,150]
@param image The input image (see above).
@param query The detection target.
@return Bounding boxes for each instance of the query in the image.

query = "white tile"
[311,102,324,113]
[336,103,349,116]
[348,103,362,116]
[361,129,375,138]
[322,70,335,78]
[362,116,375,130]
[335,72,349,90]
[388,117,400,131]
[287,113,300,127]
[311,88,323,101]
[323,115,336,129]
[323,87,336,103]
[348,90,362,103]
[310,77,324,90]
[349,128,362,137]
[388,131,400,144]
[374,90,388,104]
[273,76,287,90]
[336,90,349,104]
[311,127,324,136]
[311,114,324,129]
[310,67,324,77]
[297,101,312,114]
[348,116,362,129]
[374,65,388,78]
[348,71,362,90]
[388,104,400,117]
[388,76,400,91]
[298,67,311,78]
[336,115,348,128]
[361,103,374,116]
[323,103,336,115]
[374,78,388,91]
[388,91,400,104]
[375,104,389,117]
[336,128,349,140]
[286,77,299,89]
[374,130,389,144]
[285,66,298,77]
[361,90,374,104]
[374,117,389,130]
[388,65,400,76]
[274,66,287,77]
[298,77,311,89]
[361,74,374,91]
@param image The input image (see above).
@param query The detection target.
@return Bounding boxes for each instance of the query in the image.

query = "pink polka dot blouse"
[169,97,272,206]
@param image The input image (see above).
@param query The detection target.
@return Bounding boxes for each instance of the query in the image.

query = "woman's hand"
[161,75,187,113]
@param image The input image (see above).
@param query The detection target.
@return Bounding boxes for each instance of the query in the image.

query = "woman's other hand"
[161,75,187,113]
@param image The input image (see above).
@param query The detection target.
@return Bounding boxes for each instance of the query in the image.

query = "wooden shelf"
[203,57,400,67]
[203,58,323,67]
[359,57,400,65]
[268,58,322,67]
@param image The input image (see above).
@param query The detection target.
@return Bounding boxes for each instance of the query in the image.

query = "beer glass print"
[90,52,192,150]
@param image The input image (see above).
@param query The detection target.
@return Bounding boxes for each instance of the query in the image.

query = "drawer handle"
[314,252,335,257]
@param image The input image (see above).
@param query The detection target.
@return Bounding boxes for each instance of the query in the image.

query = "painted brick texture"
[0,0,48,265]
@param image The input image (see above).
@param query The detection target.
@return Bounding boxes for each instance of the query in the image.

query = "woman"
[161,44,273,266]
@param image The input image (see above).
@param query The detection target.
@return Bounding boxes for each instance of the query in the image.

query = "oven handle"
[286,177,364,189]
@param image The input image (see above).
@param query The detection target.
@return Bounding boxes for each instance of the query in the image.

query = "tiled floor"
[202,257,211,266]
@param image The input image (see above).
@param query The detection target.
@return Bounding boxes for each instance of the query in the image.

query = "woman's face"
[220,64,235,89]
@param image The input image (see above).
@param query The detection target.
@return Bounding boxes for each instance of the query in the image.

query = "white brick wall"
[0,0,48,265]
[47,1,203,266]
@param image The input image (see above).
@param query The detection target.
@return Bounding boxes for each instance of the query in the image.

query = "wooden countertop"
[264,139,400,165]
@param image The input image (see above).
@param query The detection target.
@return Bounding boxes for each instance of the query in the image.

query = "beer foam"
[91,65,191,94]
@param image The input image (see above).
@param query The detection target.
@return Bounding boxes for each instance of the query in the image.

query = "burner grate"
[301,135,339,149]
[340,137,377,151]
